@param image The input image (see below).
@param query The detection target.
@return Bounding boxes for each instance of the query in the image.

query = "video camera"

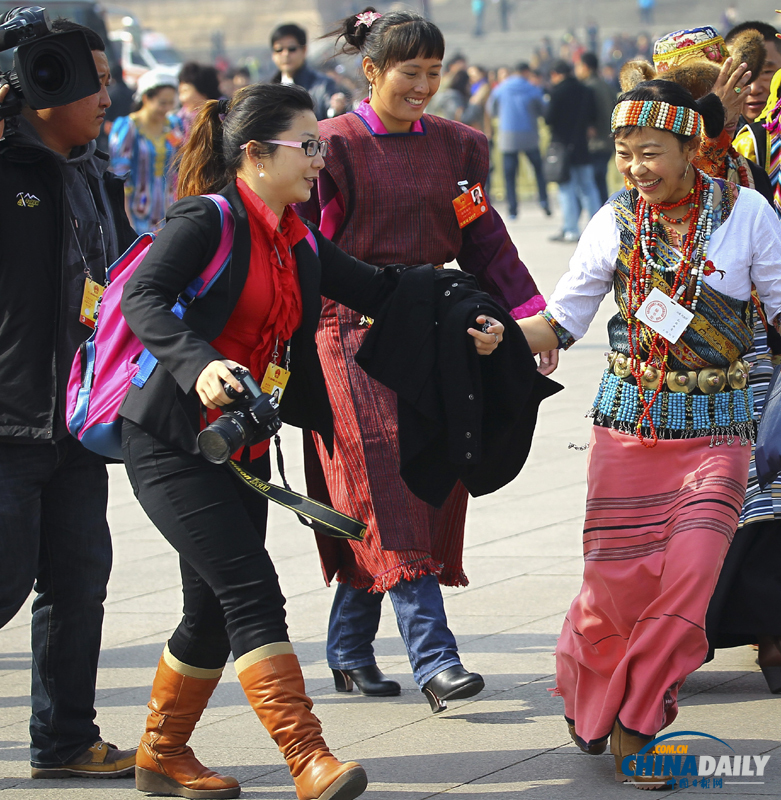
[0,6,99,120]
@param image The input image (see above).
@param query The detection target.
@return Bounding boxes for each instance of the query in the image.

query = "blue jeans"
[558,162,602,236]
[502,148,548,217]
[0,438,111,767]
[326,575,462,688]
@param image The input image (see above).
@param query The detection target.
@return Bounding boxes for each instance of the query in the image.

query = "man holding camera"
[0,18,136,777]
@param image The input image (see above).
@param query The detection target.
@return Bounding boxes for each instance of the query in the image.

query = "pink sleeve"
[294,169,345,241]
[510,294,547,319]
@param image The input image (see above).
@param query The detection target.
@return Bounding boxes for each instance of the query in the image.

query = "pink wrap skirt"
[557,425,750,746]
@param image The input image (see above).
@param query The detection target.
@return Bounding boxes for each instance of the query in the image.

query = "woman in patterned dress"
[109,67,183,233]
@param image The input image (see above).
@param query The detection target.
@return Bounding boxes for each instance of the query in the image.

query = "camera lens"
[30,51,66,94]
[197,414,248,464]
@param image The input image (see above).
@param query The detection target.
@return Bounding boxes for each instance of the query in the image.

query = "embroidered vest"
[589,187,755,443]
[607,187,753,370]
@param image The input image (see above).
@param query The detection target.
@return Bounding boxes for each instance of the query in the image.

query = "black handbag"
[755,363,781,489]
[544,141,571,184]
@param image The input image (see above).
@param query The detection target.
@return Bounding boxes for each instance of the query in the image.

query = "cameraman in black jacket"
[0,20,136,778]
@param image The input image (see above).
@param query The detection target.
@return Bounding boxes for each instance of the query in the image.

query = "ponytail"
[696,92,726,140]
[176,99,231,198]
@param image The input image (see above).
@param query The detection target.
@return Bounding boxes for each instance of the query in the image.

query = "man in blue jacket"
[488,63,549,220]
[0,19,136,778]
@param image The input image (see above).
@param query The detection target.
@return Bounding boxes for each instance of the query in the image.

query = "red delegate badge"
[452,183,488,228]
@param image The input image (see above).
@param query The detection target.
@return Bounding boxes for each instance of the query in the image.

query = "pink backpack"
[66,194,234,459]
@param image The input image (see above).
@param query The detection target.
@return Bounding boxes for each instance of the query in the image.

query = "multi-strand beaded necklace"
[627,169,715,446]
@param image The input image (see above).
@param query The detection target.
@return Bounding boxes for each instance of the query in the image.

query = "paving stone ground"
[2,200,779,799]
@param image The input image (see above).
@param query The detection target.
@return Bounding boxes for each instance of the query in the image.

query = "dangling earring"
[257,162,265,178]
[368,82,373,99]
[684,162,691,180]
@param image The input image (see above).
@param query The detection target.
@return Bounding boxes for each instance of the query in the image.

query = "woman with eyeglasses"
[119,82,503,800]
[298,8,548,713]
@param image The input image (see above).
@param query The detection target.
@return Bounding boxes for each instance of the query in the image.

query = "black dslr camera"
[0,6,100,120]
[197,368,282,464]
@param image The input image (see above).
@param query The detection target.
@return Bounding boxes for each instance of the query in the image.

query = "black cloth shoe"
[332,665,401,696]
[421,665,484,713]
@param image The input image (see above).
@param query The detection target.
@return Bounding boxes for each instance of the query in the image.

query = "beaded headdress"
[611,100,702,137]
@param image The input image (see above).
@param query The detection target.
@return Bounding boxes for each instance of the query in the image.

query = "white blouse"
[547,186,781,342]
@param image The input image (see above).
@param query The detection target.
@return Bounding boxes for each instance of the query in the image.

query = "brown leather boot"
[136,647,240,799]
[610,720,671,790]
[236,643,367,800]
[566,721,607,755]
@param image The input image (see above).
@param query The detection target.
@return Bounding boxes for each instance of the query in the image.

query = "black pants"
[122,419,288,669]
[706,518,781,649]
[0,437,110,765]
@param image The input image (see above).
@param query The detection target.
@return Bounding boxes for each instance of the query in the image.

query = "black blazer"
[120,180,397,455]
[355,266,562,506]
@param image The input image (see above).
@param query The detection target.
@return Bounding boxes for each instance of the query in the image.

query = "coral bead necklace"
[656,182,697,224]
[627,169,715,446]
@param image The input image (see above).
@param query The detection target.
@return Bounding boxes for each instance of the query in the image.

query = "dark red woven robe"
[301,105,543,591]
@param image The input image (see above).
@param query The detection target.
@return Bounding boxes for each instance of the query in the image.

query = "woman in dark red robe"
[299,7,550,712]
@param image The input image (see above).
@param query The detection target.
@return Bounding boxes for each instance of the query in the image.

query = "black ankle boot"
[332,665,401,696]
[421,665,484,713]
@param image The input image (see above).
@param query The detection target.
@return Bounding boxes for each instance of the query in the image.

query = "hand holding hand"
[468,315,504,355]
[195,359,246,409]
[537,349,559,375]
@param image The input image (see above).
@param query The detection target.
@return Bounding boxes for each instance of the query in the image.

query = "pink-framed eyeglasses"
[240,139,328,157]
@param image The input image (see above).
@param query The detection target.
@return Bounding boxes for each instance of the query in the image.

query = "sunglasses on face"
[273,46,300,54]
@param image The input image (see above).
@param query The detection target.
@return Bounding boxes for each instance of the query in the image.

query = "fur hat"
[619,26,765,99]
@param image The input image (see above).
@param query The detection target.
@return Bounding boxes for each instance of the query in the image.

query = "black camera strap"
[227,440,367,541]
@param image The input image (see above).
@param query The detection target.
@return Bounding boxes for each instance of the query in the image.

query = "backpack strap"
[304,227,318,256]
[132,194,235,388]
[173,194,235,317]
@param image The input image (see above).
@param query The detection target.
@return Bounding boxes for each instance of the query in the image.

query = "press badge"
[452,182,488,228]
[260,363,291,404]
[636,287,694,343]
[79,277,104,328]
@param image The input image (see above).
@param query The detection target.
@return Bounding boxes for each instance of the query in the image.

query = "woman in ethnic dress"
[108,67,183,233]
[632,26,781,697]
[517,80,781,787]
[298,7,550,712]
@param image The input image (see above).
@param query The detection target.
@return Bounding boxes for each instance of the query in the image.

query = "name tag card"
[635,287,693,343]
[260,363,291,405]
[79,277,104,329]
[452,183,488,228]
